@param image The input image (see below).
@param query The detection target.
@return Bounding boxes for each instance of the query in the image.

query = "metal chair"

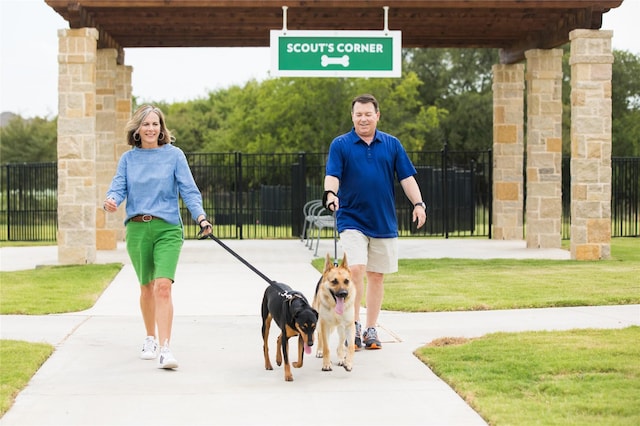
[308,205,336,256]
[301,199,323,243]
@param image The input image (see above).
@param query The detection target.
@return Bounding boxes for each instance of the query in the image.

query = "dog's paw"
[285,375,294,382]
[315,350,324,358]
[322,363,333,371]
[292,361,303,368]
[337,359,352,371]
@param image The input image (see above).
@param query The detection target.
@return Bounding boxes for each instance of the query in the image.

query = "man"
[323,94,427,350]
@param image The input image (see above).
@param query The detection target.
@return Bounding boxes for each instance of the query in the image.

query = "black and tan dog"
[261,282,318,382]
[313,253,356,372]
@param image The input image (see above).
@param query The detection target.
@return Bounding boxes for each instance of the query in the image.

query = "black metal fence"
[2,153,638,242]
[0,163,57,241]
[185,148,492,240]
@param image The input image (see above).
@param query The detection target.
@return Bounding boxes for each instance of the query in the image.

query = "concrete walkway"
[1,239,638,426]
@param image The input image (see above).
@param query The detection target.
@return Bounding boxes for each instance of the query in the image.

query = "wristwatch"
[414,201,427,210]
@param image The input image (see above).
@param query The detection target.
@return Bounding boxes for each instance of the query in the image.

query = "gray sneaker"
[363,327,382,350]
[354,321,364,350]
[140,336,158,360]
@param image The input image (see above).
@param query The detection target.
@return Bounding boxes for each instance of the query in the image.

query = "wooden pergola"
[46,0,622,64]
[44,0,623,264]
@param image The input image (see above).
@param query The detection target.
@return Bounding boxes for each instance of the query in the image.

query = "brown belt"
[130,214,161,222]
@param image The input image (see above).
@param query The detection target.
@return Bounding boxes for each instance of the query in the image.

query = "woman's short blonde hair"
[125,105,174,147]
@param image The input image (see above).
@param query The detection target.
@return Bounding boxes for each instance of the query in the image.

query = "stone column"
[57,28,98,264]
[525,49,563,249]
[95,49,118,250]
[492,63,525,240]
[113,64,133,242]
[569,29,613,260]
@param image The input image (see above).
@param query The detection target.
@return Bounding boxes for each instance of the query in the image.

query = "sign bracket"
[383,6,389,35]
[282,6,288,34]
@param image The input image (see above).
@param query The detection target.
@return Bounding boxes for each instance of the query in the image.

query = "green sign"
[270,30,401,77]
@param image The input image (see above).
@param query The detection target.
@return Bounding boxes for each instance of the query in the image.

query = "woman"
[103,105,212,369]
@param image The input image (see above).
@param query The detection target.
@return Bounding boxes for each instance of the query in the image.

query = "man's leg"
[350,264,366,323]
[365,271,384,329]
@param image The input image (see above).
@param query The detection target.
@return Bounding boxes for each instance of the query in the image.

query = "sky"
[1,0,638,119]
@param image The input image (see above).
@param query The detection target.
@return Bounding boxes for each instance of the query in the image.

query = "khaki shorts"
[339,229,398,274]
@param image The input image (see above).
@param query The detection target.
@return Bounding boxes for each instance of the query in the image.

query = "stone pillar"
[525,49,563,249]
[95,49,118,250]
[113,64,133,242]
[492,63,525,240]
[569,29,613,260]
[57,28,98,264]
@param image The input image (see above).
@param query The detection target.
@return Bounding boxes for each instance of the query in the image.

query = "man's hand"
[413,205,427,229]
[323,190,339,211]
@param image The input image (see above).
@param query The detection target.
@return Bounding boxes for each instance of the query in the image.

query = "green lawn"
[311,237,639,312]
[0,340,54,417]
[0,264,123,315]
[1,237,638,422]
[417,327,640,425]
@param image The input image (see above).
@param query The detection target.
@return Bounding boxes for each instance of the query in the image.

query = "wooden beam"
[44,0,625,50]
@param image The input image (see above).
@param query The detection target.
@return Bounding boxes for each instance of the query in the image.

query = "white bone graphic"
[321,54,350,68]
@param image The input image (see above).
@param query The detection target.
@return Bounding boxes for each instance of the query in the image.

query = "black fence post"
[441,142,449,239]
[291,153,306,237]
[488,148,493,239]
[235,152,243,239]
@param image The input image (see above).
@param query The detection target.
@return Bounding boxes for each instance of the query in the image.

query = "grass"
[0,262,122,416]
[310,237,640,424]
[416,327,640,425]
[1,238,638,421]
[0,264,123,314]
[311,237,640,312]
[0,340,54,417]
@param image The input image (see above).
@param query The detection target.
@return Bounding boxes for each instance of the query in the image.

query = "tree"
[404,48,498,150]
[1,48,636,161]
[0,115,57,163]
[611,50,640,156]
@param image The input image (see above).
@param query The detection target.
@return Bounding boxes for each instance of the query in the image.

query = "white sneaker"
[140,336,158,360]
[158,342,178,369]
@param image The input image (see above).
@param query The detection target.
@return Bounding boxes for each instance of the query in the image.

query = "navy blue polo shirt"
[325,128,417,238]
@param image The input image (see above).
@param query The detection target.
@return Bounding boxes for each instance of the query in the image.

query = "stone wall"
[525,49,563,248]
[57,28,99,264]
[492,63,525,240]
[569,29,613,260]
[57,29,130,263]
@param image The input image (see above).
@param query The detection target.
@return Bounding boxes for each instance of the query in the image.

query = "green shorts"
[126,219,184,285]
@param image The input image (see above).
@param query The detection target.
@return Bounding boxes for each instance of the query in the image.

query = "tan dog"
[313,253,355,372]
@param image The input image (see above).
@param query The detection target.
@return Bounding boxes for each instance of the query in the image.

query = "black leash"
[325,195,339,267]
[199,232,277,287]
[332,211,338,266]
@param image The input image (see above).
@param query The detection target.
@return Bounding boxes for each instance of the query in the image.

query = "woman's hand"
[197,217,213,238]
[103,198,116,213]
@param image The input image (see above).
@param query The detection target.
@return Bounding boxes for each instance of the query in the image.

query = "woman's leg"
[139,281,156,337]
[154,277,174,346]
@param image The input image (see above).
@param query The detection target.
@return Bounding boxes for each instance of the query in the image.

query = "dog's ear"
[340,252,348,269]
[324,253,333,272]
